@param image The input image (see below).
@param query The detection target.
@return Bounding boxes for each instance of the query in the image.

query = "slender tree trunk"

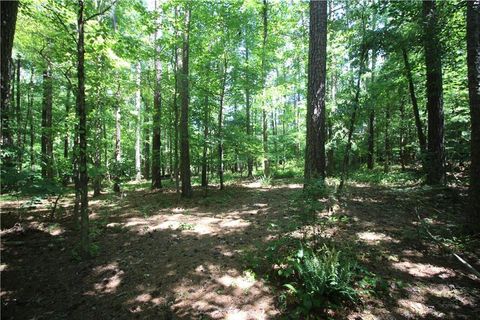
[174,8,181,194]
[326,119,334,174]
[367,51,376,170]
[16,56,22,171]
[152,3,163,189]
[179,5,192,198]
[384,106,391,173]
[402,47,427,157]
[261,0,270,177]
[93,118,102,197]
[41,65,54,181]
[218,56,227,190]
[304,0,327,184]
[245,34,253,178]
[113,84,121,193]
[400,100,407,171]
[142,95,151,180]
[77,0,89,256]
[202,95,209,191]
[26,68,35,170]
[423,0,446,185]
[63,87,71,185]
[135,63,142,181]
[0,1,18,184]
[467,0,480,232]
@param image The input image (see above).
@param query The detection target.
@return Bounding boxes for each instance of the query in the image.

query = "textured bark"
[261,0,270,177]
[135,63,142,181]
[16,57,22,170]
[367,51,376,170]
[467,0,480,231]
[245,32,253,178]
[201,95,209,190]
[77,0,89,256]
[142,96,151,180]
[217,56,227,190]
[27,68,35,170]
[151,3,163,189]
[179,6,192,198]
[304,0,327,183]
[384,106,391,173]
[41,65,54,180]
[1,1,19,179]
[423,0,446,185]
[402,47,427,156]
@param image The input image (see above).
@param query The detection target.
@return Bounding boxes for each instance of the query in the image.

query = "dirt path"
[1,180,479,319]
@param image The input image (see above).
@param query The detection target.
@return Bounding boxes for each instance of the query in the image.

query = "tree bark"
[466,0,480,232]
[245,30,253,178]
[151,2,163,189]
[41,65,54,181]
[304,0,327,184]
[179,5,192,198]
[16,56,22,171]
[384,106,391,173]
[142,95,151,180]
[261,0,270,177]
[0,1,18,182]
[113,83,121,193]
[135,63,142,181]
[77,0,89,257]
[202,95,209,191]
[402,47,427,157]
[218,55,227,190]
[423,0,446,185]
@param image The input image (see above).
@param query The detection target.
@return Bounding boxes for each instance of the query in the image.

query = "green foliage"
[349,166,421,186]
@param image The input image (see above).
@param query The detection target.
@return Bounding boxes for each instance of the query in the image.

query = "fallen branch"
[50,194,62,220]
[415,207,480,281]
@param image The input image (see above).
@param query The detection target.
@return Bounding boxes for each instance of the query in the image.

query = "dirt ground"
[1,179,479,319]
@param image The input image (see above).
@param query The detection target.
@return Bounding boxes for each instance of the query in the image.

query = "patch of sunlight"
[356,231,399,244]
[0,264,7,272]
[397,299,445,318]
[218,273,255,291]
[219,219,251,229]
[87,262,124,295]
[273,183,302,189]
[242,181,262,188]
[135,293,152,303]
[426,284,476,306]
[392,261,455,279]
[226,310,249,320]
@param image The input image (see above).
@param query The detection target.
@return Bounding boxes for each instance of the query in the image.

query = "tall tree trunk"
[304,0,327,184]
[466,0,480,232]
[367,51,376,170]
[151,3,163,189]
[423,0,446,185]
[63,87,71,185]
[26,68,35,170]
[113,84,121,193]
[16,56,22,171]
[142,95,151,180]
[77,0,89,256]
[179,5,192,198]
[93,118,102,197]
[245,33,253,178]
[400,100,407,171]
[202,95,209,191]
[41,65,54,181]
[261,0,270,177]
[218,56,227,190]
[174,27,180,194]
[0,1,18,184]
[402,47,427,157]
[135,63,142,181]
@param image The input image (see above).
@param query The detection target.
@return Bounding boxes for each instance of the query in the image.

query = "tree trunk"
[384,106,391,173]
[41,65,54,181]
[16,56,22,171]
[423,0,446,185]
[0,1,18,184]
[113,84,121,193]
[261,0,270,177]
[466,0,480,231]
[77,0,89,257]
[218,55,227,190]
[151,4,163,189]
[26,68,35,170]
[93,119,102,197]
[63,87,71,185]
[245,32,253,178]
[400,100,407,171]
[367,51,377,170]
[202,95,209,191]
[142,95,151,180]
[174,26,180,194]
[304,0,327,184]
[135,63,142,181]
[179,5,192,198]
[402,47,427,157]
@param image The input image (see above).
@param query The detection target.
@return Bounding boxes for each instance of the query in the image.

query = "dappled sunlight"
[357,231,399,245]
[396,299,445,318]
[85,262,124,295]
[392,261,456,279]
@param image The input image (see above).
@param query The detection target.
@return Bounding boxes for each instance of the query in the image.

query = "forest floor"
[1,175,479,319]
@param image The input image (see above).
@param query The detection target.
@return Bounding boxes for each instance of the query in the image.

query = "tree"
[218,55,227,190]
[1,1,19,186]
[423,0,446,185]
[261,0,270,177]
[135,63,142,181]
[466,0,480,231]
[179,5,192,198]
[41,64,54,180]
[304,0,327,183]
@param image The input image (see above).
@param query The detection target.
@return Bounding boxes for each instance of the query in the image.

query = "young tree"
[466,0,480,231]
[134,63,142,181]
[217,55,227,190]
[423,0,446,185]
[261,0,270,177]
[41,64,54,180]
[304,0,327,183]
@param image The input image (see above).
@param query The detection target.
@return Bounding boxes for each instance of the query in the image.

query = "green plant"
[277,243,362,313]
[259,175,272,187]
[178,222,195,230]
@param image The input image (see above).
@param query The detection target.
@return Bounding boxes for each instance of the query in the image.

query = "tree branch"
[85,0,117,22]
